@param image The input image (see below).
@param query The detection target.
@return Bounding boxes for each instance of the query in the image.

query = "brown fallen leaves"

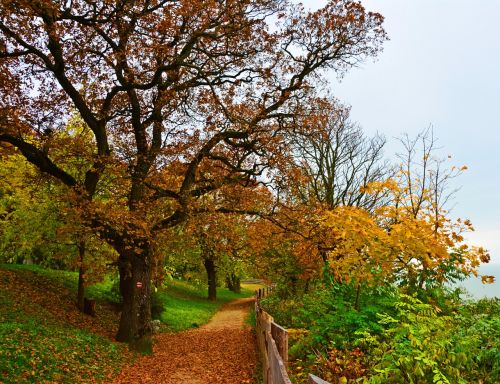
[0,267,258,383]
[113,298,257,384]
[0,268,119,339]
[0,267,133,383]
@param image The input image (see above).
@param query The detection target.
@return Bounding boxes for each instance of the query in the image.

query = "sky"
[303,0,500,297]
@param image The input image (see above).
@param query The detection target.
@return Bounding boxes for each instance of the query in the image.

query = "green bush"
[262,281,499,383]
[262,283,399,359]
[357,294,499,384]
[455,298,500,382]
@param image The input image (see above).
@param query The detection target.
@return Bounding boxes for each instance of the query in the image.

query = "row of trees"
[0,0,491,355]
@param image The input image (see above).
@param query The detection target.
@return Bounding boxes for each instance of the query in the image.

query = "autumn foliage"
[0,0,389,351]
[0,0,492,370]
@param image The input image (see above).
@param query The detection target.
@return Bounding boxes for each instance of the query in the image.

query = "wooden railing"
[308,373,331,384]
[255,288,331,384]
[255,288,291,384]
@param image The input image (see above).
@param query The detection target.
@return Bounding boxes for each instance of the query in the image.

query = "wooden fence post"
[271,322,288,368]
[254,288,330,384]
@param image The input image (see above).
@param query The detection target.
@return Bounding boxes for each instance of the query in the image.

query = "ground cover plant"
[261,283,499,383]
[0,265,131,383]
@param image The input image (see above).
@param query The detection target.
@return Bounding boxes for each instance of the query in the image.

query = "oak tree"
[0,0,387,351]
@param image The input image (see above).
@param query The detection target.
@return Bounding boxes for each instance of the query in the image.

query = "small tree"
[387,129,492,289]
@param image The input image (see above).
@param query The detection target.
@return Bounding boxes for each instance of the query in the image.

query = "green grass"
[0,264,121,303]
[1,264,258,333]
[0,269,130,383]
[1,264,257,344]
[0,264,122,303]
[245,306,257,328]
[157,279,254,331]
[0,264,260,381]
[0,305,127,383]
[1,263,79,290]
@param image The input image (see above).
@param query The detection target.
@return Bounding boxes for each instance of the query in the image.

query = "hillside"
[0,265,130,383]
[0,265,256,383]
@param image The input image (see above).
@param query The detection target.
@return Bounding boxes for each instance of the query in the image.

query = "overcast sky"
[303,0,500,295]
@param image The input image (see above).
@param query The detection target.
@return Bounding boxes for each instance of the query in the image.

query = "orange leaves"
[0,0,389,252]
[360,178,399,196]
[290,0,387,77]
[114,322,257,384]
[481,275,495,284]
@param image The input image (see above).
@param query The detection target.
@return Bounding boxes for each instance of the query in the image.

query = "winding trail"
[113,297,257,384]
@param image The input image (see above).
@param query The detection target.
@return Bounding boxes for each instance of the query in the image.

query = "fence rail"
[255,288,330,384]
[255,288,291,384]
[308,373,331,384]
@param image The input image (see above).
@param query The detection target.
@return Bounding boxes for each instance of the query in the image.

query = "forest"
[0,0,498,383]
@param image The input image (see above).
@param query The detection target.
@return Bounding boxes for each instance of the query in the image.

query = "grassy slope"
[0,264,259,382]
[0,264,131,384]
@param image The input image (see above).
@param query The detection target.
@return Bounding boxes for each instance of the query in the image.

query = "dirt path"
[113,297,257,384]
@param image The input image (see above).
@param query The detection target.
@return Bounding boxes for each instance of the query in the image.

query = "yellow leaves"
[478,248,491,263]
[319,206,391,283]
[451,232,464,242]
[361,178,399,195]
[314,177,491,286]
[462,218,474,231]
[452,165,469,172]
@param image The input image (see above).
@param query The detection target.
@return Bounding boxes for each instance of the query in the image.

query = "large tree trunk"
[204,257,217,301]
[116,246,153,354]
[77,241,86,312]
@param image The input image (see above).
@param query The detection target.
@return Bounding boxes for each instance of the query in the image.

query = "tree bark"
[115,246,153,354]
[225,273,241,293]
[204,258,217,301]
[354,282,361,311]
[77,241,85,312]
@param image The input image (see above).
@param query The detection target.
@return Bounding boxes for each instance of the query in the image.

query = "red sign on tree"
[136,282,143,289]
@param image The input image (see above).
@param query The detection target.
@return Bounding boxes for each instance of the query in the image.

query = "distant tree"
[259,97,390,287]
[0,0,387,351]
[188,188,266,301]
[289,97,390,211]
[0,154,72,266]
[0,150,114,312]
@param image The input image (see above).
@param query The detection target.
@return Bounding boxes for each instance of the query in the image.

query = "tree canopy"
[0,0,387,351]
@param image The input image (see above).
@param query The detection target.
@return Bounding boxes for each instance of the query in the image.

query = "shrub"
[357,294,498,384]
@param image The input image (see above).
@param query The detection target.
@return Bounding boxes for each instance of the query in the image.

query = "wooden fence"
[308,374,331,384]
[255,288,330,384]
